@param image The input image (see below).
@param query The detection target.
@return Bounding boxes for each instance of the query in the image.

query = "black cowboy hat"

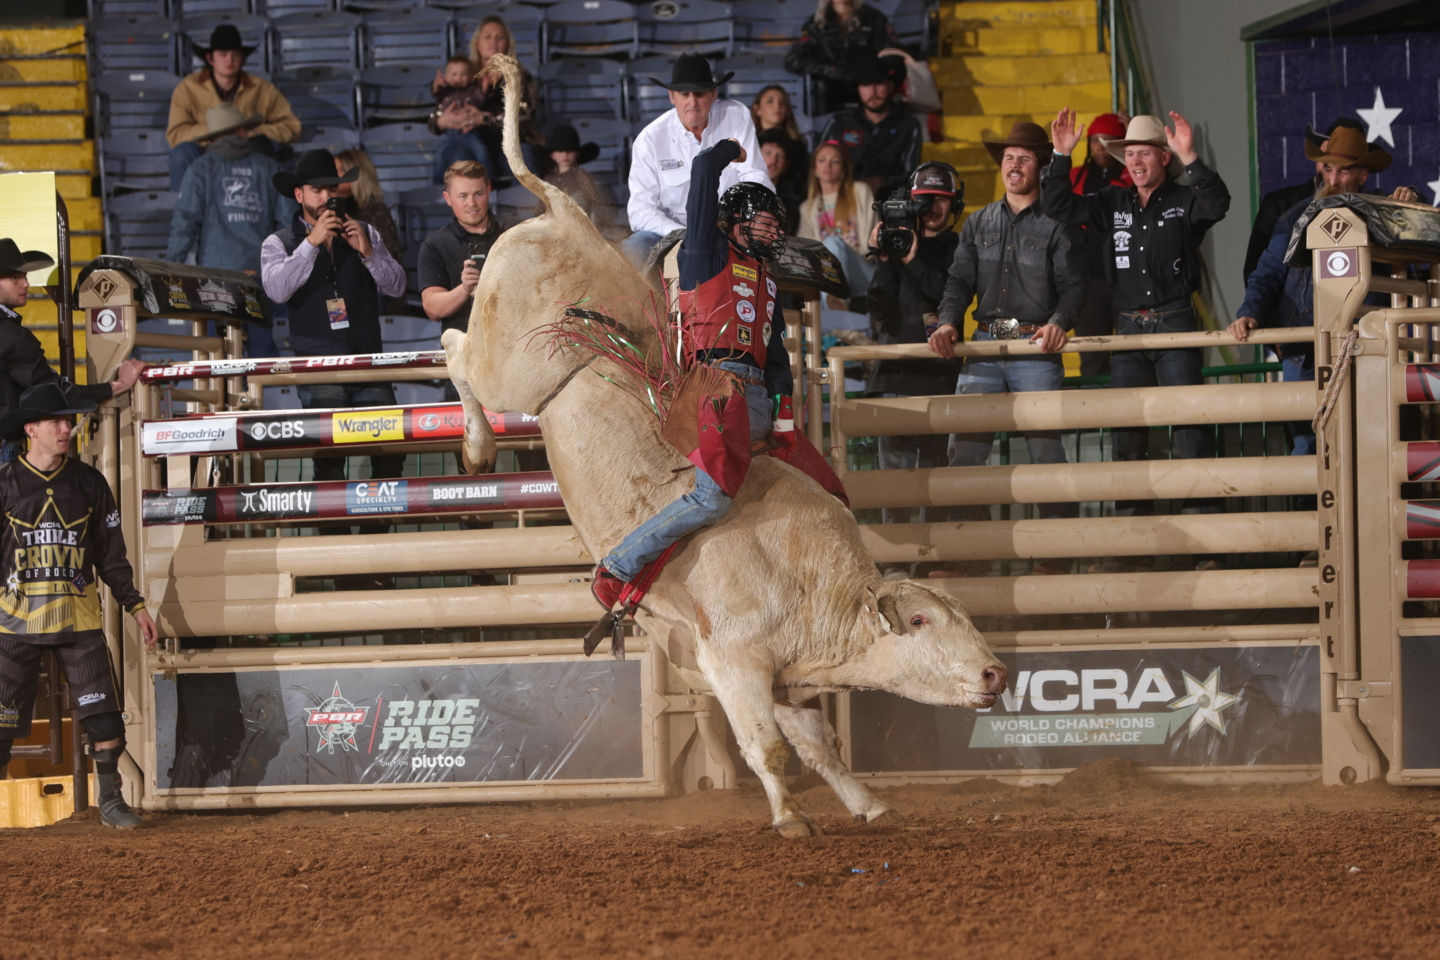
[272,148,359,195]
[851,52,906,86]
[544,125,600,165]
[0,239,55,277]
[650,52,733,93]
[192,23,258,60]
[0,382,97,442]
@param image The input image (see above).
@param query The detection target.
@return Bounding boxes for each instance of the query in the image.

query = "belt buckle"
[990,318,1020,340]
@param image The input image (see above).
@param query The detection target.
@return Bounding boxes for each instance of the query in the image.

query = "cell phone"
[324,197,344,233]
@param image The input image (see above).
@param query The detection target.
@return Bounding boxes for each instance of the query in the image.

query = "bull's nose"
[982,664,1008,695]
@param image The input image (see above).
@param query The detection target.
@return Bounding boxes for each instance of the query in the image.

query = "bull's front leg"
[440,330,496,474]
[698,647,818,839]
[774,698,901,825]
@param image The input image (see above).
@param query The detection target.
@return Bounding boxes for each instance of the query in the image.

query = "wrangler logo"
[332,410,405,442]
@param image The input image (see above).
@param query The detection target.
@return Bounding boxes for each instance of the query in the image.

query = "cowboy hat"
[851,51,906,86]
[1304,116,1369,148]
[1303,125,1392,172]
[0,382,96,442]
[0,239,55,277]
[1103,115,1183,177]
[272,148,359,195]
[543,125,600,165]
[982,121,1054,167]
[189,103,264,144]
[192,23,257,60]
[649,52,733,93]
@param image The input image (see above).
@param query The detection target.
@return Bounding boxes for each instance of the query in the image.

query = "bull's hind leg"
[774,700,901,825]
[440,329,497,474]
[699,648,819,839]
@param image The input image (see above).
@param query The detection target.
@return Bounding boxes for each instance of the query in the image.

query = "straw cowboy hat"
[188,103,264,144]
[1102,115,1183,177]
[981,121,1054,166]
[272,148,359,194]
[0,382,97,442]
[0,239,55,277]
[192,23,258,60]
[650,53,733,92]
[1303,124,1392,172]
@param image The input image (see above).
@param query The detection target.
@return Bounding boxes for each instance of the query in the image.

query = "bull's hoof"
[461,449,497,476]
[857,807,905,826]
[774,815,821,839]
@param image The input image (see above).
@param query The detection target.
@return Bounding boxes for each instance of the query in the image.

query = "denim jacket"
[166,137,297,273]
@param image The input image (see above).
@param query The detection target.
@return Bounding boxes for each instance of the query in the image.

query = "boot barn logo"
[968,667,1240,749]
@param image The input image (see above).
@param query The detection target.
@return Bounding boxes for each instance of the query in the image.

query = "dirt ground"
[5,760,1440,960]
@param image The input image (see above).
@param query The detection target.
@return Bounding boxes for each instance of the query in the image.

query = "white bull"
[443,55,1006,837]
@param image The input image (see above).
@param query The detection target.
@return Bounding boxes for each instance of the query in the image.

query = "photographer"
[259,149,407,546]
[865,163,963,557]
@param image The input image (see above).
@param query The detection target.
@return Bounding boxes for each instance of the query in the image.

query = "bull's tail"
[481,53,571,219]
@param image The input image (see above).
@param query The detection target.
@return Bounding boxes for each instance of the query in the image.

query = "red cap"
[1089,113,1127,139]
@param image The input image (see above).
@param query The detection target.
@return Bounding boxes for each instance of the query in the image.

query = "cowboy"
[0,383,158,828]
[927,122,1085,576]
[0,241,144,464]
[624,53,772,270]
[1228,126,1416,562]
[259,150,407,546]
[166,24,300,191]
[593,138,793,607]
[1043,109,1230,572]
[166,103,298,274]
[1068,112,1131,376]
[817,52,923,200]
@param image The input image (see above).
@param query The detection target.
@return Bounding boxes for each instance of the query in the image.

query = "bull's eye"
[910,615,928,627]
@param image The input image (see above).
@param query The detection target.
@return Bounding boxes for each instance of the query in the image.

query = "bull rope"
[1312,329,1359,436]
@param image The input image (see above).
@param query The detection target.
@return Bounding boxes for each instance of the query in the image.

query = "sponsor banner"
[850,645,1321,772]
[140,405,539,457]
[152,661,644,789]
[1405,364,1440,403]
[141,350,447,384]
[143,472,566,525]
[142,418,239,454]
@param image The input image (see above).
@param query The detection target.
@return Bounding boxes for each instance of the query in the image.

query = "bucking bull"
[443,55,1007,837]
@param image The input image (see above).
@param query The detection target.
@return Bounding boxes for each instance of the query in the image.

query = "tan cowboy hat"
[981,121,1054,167]
[189,103,264,144]
[1103,115,1183,177]
[1303,125,1392,172]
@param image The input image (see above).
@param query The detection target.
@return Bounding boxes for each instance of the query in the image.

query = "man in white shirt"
[624,54,772,270]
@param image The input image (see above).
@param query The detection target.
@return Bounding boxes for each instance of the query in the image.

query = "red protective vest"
[677,244,778,367]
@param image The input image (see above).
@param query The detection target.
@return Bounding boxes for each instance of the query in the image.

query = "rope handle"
[1312,330,1360,436]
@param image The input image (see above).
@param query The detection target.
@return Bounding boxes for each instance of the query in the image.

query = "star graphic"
[1427,169,1440,206]
[1168,668,1239,737]
[1357,87,1403,147]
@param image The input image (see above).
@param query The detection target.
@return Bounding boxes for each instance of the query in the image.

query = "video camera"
[869,162,964,258]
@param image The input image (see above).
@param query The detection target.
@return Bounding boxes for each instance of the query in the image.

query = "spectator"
[166,25,299,192]
[0,240,144,463]
[784,0,901,115]
[166,104,297,274]
[928,122,1085,576]
[1065,112,1131,377]
[1228,127,1416,567]
[624,54,771,270]
[334,148,405,315]
[750,85,808,175]
[1045,110,1230,572]
[259,149,407,545]
[542,125,620,230]
[865,162,963,575]
[879,46,941,117]
[817,53,922,201]
[430,17,542,184]
[797,140,877,300]
[1242,117,1368,282]
[757,129,803,230]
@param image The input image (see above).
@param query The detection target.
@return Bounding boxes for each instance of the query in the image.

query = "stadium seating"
[627,54,679,128]
[359,64,439,126]
[543,0,638,61]
[537,57,627,121]
[105,189,179,260]
[719,51,803,116]
[94,70,177,137]
[179,12,269,74]
[91,16,178,74]
[637,0,734,59]
[297,125,362,154]
[98,128,172,196]
[269,10,362,71]
[363,6,453,67]
[362,129,440,195]
[732,0,809,55]
[257,0,336,15]
[275,65,361,130]
[88,0,167,16]
[176,0,252,17]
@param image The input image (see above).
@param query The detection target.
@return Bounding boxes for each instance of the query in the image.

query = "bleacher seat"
[176,0,251,17]
[362,134,439,195]
[732,0,809,55]
[491,182,542,221]
[90,16,179,74]
[99,129,172,196]
[94,70,179,137]
[452,3,542,67]
[626,54,679,127]
[399,183,449,250]
[537,57,627,121]
[105,190,179,260]
[257,0,335,15]
[359,65,439,126]
[873,0,932,56]
[543,0,637,61]
[637,0,734,59]
[381,314,442,352]
[363,6,453,67]
[275,65,360,129]
[563,116,628,185]
[297,125,362,154]
[270,10,361,71]
[88,0,168,16]
[180,12,269,74]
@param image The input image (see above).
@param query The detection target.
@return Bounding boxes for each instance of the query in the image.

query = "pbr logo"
[306,683,369,754]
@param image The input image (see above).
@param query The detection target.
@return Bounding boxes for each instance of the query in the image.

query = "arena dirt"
[6,759,1440,960]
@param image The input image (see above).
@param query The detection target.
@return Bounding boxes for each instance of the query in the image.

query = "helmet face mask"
[719,182,789,262]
